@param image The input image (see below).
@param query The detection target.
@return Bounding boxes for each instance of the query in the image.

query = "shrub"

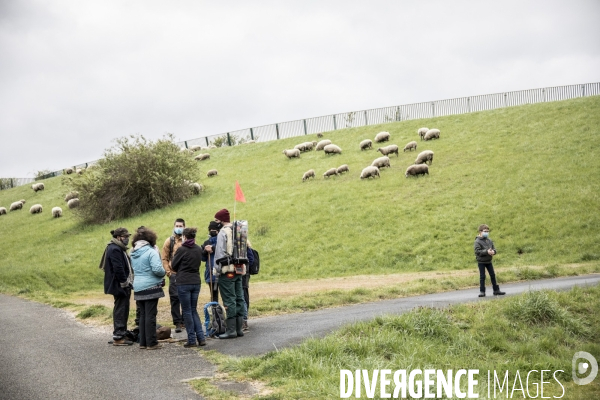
[65,134,200,223]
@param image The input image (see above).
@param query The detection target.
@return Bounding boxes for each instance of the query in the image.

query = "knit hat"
[208,220,221,231]
[111,227,130,238]
[214,208,230,223]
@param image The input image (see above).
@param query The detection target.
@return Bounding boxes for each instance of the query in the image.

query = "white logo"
[572,351,598,385]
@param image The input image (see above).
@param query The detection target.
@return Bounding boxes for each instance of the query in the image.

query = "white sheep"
[29,204,43,214]
[194,153,210,161]
[189,145,202,152]
[323,168,338,178]
[282,149,301,159]
[377,144,399,157]
[405,164,429,177]
[180,147,190,153]
[360,166,380,179]
[374,131,390,143]
[336,164,349,174]
[294,143,307,152]
[31,183,45,192]
[51,206,63,218]
[67,198,80,209]
[323,144,342,155]
[9,201,23,211]
[315,139,332,151]
[64,167,74,174]
[19,199,26,204]
[423,129,440,141]
[65,192,79,202]
[76,168,85,175]
[0,207,6,215]
[317,133,323,138]
[302,141,315,151]
[302,169,315,182]
[207,169,218,177]
[415,150,434,165]
[371,156,391,169]
[360,139,372,151]
[418,127,429,140]
[403,141,418,152]
[190,182,203,194]
[208,145,217,149]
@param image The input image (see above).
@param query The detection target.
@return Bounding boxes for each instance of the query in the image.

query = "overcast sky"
[1,0,599,177]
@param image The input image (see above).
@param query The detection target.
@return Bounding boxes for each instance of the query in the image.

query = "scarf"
[133,240,149,251]
[99,238,134,287]
[182,238,196,248]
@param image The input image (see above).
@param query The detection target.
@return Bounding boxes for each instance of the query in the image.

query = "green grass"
[0,96,599,296]
[199,286,600,399]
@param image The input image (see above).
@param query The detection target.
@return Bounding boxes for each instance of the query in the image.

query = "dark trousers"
[218,273,245,319]
[478,262,499,293]
[138,298,159,347]
[242,274,250,320]
[112,290,130,340]
[169,275,183,325]
[135,301,141,327]
[177,284,206,344]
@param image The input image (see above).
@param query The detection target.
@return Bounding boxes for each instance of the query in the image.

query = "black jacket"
[474,236,497,264]
[103,243,131,297]
[171,244,203,285]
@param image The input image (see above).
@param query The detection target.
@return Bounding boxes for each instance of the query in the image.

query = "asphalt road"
[1,274,598,399]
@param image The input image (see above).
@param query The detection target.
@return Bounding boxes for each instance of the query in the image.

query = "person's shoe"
[183,342,197,348]
[139,345,147,349]
[242,320,249,332]
[478,292,486,297]
[493,290,506,296]
[113,338,134,346]
[175,324,182,333]
[235,316,244,337]
[198,340,206,346]
[147,344,163,350]
[218,318,238,339]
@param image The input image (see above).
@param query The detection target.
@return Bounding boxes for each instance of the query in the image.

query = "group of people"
[100,208,253,349]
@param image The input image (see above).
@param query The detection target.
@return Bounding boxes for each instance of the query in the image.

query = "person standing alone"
[161,218,186,332]
[474,224,506,297]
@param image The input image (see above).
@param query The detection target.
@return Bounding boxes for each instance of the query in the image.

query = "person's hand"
[487,249,495,255]
[205,245,213,253]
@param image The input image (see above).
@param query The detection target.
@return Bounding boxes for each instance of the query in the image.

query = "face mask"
[209,230,218,237]
[482,232,489,238]
[121,237,130,246]
[174,227,184,235]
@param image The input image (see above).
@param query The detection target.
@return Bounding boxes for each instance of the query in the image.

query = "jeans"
[169,274,183,325]
[218,274,245,319]
[242,275,250,320]
[138,298,159,347]
[112,289,130,340]
[177,284,206,344]
[478,262,499,293]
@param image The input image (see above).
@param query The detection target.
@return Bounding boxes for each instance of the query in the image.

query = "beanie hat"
[214,208,230,223]
[208,221,221,231]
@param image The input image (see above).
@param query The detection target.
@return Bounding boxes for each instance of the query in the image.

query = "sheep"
[312,141,317,147]
[9,201,23,211]
[423,129,440,141]
[19,199,26,204]
[336,164,349,174]
[323,144,342,155]
[0,207,6,215]
[323,168,338,178]
[194,153,210,161]
[31,182,45,192]
[294,143,307,152]
[67,198,80,209]
[189,145,202,152]
[208,145,217,149]
[76,168,85,175]
[403,141,418,152]
[207,169,218,177]
[360,166,380,179]
[377,144,399,157]
[201,146,210,150]
[190,182,203,194]
[302,169,315,182]
[418,127,429,140]
[371,156,391,169]
[302,141,315,151]
[29,204,43,214]
[415,150,434,165]
[180,147,190,153]
[64,192,79,202]
[282,149,301,159]
[405,164,429,177]
[64,167,74,174]
[315,140,332,151]
[51,206,63,218]
[360,139,372,151]
[317,133,323,138]
[374,131,390,143]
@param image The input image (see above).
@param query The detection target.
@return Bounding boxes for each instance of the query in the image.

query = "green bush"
[65,134,200,223]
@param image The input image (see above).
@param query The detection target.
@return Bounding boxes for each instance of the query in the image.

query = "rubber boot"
[478,292,486,297]
[493,285,505,296]
[218,318,238,339]
[236,316,244,337]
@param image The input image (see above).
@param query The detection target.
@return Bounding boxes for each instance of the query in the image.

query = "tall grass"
[0,96,599,295]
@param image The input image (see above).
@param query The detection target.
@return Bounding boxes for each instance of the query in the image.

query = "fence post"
[205,137,209,146]
[581,85,586,97]
[467,97,471,113]
[303,119,307,135]
[227,132,232,146]
[275,124,280,140]
[364,110,368,126]
[332,115,337,130]
[185,141,189,149]
[503,93,507,107]
[250,128,254,140]
[431,102,435,117]
[542,89,546,102]
[11,178,14,188]
[396,106,401,121]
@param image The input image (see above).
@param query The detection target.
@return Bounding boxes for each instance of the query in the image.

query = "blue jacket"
[131,245,166,292]
[202,236,218,283]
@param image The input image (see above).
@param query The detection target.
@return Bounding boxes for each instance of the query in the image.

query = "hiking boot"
[242,320,249,332]
[175,323,184,333]
[236,316,244,337]
[183,342,197,348]
[139,346,147,350]
[198,340,206,346]
[478,292,486,298]
[218,318,238,339]
[113,338,134,346]
[147,344,163,350]
[493,290,506,296]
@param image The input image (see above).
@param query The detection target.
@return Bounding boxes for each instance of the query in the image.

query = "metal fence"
[0,177,36,190]
[2,81,597,188]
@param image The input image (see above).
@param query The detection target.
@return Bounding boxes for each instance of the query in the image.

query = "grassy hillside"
[1,96,599,295]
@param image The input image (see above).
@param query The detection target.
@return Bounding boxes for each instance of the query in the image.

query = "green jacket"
[474,236,496,264]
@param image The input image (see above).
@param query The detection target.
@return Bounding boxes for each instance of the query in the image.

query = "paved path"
[0,274,598,399]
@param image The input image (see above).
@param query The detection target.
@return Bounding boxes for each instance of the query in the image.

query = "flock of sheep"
[282,127,440,182]
[0,184,80,219]
[182,144,221,178]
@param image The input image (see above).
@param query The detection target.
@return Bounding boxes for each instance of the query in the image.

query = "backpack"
[249,248,260,275]
[218,221,249,265]
[204,302,226,337]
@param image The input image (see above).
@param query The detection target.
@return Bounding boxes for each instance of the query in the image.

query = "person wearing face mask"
[161,218,186,332]
[474,224,505,297]
[202,221,222,303]
[99,227,134,346]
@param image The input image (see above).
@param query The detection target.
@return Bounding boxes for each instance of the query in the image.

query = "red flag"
[235,181,246,203]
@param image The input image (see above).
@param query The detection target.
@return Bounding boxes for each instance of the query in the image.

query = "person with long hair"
[131,227,166,350]
[171,227,207,347]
